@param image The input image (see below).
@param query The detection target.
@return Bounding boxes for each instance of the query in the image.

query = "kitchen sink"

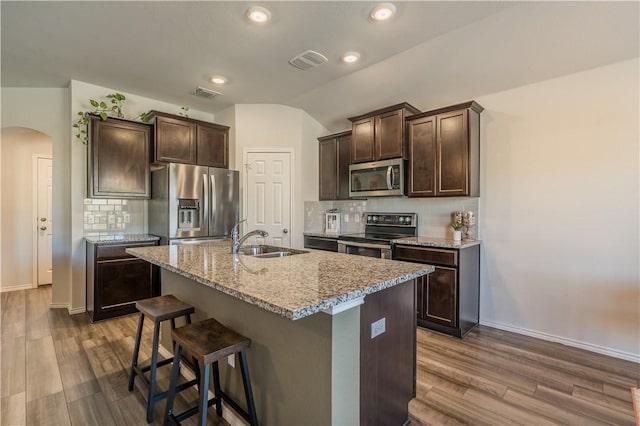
[239,245,308,257]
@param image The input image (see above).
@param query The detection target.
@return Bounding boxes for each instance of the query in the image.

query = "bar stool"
[128,295,196,423]
[164,317,259,426]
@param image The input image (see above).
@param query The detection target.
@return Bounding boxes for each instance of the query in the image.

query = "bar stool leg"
[212,361,222,417]
[198,362,211,426]
[147,320,161,423]
[128,313,145,391]
[164,344,183,426]
[239,351,259,426]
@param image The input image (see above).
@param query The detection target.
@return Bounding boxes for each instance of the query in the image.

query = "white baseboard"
[480,320,640,364]
[158,345,247,426]
[49,303,69,309]
[0,284,33,293]
[68,306,86,315]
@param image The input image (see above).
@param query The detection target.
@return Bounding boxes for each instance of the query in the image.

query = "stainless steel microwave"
[349,158,405,197]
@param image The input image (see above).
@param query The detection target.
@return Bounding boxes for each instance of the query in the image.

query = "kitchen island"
[127,241,433,425]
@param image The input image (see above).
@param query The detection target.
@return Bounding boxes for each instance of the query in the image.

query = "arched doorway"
[0,127,53,292]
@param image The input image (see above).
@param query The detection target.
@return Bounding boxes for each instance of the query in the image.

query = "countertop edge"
[392,237,481,249]
[85,234,160,244]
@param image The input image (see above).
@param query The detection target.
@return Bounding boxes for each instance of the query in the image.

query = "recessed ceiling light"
[210,75,227,85]
[341,51,361,64]
[370,3,396,21]
[246,6,271,23]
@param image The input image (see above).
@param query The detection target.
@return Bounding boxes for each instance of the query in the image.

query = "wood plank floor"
[1,286,639,425]
[0,286,227,426]
[410,326,640,426]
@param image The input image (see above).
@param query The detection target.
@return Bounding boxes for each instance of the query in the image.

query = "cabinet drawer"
[393,245,458,267]
[96,242,156,260]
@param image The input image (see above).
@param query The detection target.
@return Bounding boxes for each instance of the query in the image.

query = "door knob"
[40,217,47,222]
[282,228,288,234]
[40,226,47,231]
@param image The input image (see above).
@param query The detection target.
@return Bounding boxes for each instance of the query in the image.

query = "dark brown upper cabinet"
[348,103,420,164]
[88,116,151,199]
[196,122,229,168]
[407,101,483,197]
[150,112,196,164]
[318,131,352,200]
[148,111,229,168]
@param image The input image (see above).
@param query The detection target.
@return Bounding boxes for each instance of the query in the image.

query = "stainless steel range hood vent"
[289,50,328,71]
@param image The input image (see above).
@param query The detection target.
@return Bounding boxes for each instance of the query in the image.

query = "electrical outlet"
[344,213,349,223]
[228,354,235,368]
[371,317,386,339]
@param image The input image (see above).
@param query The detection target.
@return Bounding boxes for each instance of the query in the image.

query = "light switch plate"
[371,317,386,339]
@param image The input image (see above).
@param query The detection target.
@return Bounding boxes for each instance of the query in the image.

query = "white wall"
[474,58,639,360]
[0,129,52,290]
[1,87,70,304]
[69,80,214,312]
[230,104,328,248]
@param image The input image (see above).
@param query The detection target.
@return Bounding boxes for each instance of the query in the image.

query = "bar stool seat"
[164,317,259,426]
[129,295,196,423]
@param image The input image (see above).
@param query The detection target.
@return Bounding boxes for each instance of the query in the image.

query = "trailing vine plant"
[73,92,128,144]
[73,92,191,144]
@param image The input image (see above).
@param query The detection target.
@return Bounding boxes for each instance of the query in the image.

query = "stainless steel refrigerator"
[149,163,239,244]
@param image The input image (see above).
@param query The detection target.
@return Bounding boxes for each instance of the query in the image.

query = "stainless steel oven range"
[338,213,417,259]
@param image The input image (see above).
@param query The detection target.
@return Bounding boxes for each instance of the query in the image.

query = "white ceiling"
[2,1,638,132]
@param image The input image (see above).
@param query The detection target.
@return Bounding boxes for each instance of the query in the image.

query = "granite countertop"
[127,241,433,320]
[392,236,481,249]
[84,234,160,244]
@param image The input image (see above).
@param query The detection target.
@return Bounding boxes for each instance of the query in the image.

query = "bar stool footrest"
[136,357,174,373]
[218,390,254,424]
[170,397,219,424]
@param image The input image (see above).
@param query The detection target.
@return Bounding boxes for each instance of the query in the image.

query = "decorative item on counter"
[325,210,340,234]
[450,211,465,241]
[463,211,476,241]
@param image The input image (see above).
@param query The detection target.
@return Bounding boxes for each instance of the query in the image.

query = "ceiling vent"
[194,87,221,98]
[289,50,328,71]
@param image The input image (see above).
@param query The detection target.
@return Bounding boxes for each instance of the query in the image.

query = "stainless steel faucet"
[231,219,269,254]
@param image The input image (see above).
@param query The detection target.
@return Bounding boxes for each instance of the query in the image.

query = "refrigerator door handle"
[202,173,209,233]
[210,174,217,223]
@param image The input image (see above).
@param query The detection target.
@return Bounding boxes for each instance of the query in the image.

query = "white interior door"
[36,157,53,286]
[246,151,292,247]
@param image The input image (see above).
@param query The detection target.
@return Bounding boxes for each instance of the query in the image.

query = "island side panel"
[161,269,333,425]
[331,306,360,425]
[360,279,416,425]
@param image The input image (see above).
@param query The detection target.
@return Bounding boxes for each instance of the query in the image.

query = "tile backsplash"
[304,197,479,239]
[83,198,146,238]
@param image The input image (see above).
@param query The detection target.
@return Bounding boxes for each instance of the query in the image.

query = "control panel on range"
[365,213,416,226]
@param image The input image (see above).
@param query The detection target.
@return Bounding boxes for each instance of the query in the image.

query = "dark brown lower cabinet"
[86,240,159,322]
[393,243,480,338]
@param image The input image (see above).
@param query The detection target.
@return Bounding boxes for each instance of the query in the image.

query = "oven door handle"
[338,240,389,250]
